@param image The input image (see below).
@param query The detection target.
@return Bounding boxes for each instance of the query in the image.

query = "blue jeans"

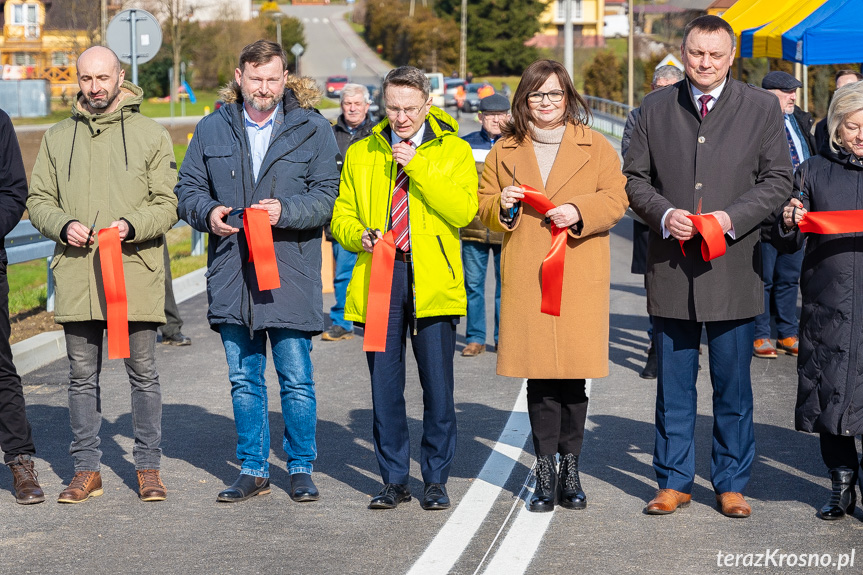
[218,324,317,478]
[754,241,804,340]
[462,241,501,345]
[653,316,755,494]
[330,243,358,331]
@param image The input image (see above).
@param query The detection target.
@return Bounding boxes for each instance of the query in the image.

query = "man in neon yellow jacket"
[331,66,477,511]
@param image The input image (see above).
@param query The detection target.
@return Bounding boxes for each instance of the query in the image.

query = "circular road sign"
[106,9,163,65]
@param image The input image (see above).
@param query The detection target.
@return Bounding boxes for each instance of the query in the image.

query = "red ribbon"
[243,208,281,291]
[517,185,567,317]
[363,230,396,352]
[678,214,727,261]
[798,210,863,234]
[98,228,130,360]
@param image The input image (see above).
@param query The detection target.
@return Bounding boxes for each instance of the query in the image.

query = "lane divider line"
[406,380,531,575]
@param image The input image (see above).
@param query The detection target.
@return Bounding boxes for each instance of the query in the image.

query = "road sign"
[656,54,684,71]
[106,9,162,87]
[291,43,305,57]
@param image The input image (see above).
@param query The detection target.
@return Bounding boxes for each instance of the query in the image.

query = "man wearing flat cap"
[752,70,815,360]
[459,93,510,357]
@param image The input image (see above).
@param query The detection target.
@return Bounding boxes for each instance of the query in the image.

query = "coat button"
[695,183,703,190]
[698,136,705,143]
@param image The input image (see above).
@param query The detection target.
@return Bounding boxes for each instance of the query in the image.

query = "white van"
[603,14,629,38]
[425,72,445,108]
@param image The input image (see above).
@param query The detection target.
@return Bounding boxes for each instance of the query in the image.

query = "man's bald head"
[76,46,125,114]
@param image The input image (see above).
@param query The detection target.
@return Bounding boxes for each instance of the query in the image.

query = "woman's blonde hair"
[828,81,863,153]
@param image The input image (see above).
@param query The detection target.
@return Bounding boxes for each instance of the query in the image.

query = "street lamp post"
[459,0,467,79]
[272,12,284,46]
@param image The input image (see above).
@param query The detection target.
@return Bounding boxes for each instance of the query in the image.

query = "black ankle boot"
[820,468,856,520]
[558,453,587,510]
[528,455,557,513]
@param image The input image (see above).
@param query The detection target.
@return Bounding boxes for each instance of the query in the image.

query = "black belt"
[394,249,412,262]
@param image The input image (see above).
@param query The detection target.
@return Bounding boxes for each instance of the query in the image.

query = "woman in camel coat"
[477,59,628,512]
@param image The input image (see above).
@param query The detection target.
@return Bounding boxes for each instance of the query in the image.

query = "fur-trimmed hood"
[218,75,322,109]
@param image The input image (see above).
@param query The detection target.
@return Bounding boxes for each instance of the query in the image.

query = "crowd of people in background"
[0,14,861,528]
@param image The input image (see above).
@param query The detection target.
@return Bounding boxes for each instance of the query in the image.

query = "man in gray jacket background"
[625,15,792,519]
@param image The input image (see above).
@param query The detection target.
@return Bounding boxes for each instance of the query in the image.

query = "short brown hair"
[238,40,287,72]
[382,66,430,101]
[682,15,736,50]
[835,69,863,84]
[501,59,590,144]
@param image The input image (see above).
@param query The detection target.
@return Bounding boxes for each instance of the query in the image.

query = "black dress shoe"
[368,483,411,509]
[290,473,320,502]
[421,483,451,510]
[216,474,271,502]
[640,346,657,379]
[161,332,192,346]
[820,468,856,520]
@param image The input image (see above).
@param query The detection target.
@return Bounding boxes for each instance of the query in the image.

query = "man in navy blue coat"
[175,40,340,504]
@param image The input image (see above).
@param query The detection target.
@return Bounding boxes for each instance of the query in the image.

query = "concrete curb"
[11,267,208,376]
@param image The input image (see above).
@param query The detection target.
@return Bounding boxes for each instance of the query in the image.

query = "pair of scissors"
[365,227,381,246]
[86,210,100,245]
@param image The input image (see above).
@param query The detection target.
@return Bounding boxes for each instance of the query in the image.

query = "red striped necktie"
[698,94,712,119]
[391,139,413,251]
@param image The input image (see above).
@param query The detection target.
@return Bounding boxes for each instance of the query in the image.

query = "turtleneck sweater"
[530,122,566,186]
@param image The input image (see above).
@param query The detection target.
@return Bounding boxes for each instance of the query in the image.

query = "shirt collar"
[690,78,727,103]
[390,122,426,148]
[243,104,278,129]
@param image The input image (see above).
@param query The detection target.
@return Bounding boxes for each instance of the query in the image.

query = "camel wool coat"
[478,123,628,379]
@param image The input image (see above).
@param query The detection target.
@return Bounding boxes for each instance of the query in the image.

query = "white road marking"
[406,380,531,575]
[479,379,592,575]
[312,17,320,22]
[323,17,330,23]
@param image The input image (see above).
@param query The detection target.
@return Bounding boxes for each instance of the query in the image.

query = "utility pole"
[459,0,467,79]
[563,0,573,80]
[627,0,634,107]
[272,12,284,46]
[101,0,107,44]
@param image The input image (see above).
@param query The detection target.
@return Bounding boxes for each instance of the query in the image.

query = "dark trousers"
[653,316,755,494]
[366,259,457,485]
[161,243,182,337]
[526,378,588,457]
[0,260,35,463]
[820,433,863,476]
[754,241,804,340]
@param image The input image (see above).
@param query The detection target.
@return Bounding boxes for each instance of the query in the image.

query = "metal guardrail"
[6,220,204,312]
[583,95,632,140]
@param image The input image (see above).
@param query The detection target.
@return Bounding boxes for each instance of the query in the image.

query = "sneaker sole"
[58,488,104,504]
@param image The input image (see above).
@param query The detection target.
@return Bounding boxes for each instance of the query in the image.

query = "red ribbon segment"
[243,208,281,291]
[98,228,130,360]
[798,210,863,234]
[363,230,396,353]
[518,185,567,317]
[679,214,726,261]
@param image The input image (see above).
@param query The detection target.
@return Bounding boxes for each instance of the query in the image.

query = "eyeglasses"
[385,104,426,119]
[527,90,565,104]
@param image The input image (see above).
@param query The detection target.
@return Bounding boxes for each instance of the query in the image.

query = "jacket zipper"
[436,235,455,279]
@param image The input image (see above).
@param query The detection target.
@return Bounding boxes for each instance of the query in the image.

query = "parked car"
[326,75,349,98]
[460,83,494,113]
[365,83,382,121]
[425,72,445,108]
[444,78,465,108]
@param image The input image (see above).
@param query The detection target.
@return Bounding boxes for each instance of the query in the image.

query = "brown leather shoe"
[776,336,799,356]
[137,469,167,502]
[716,492,751,518]
[462,342,485,357]
[58,471,103,504]
[753,338,778,359]
[8,455,45,505]
[645,489,692,515]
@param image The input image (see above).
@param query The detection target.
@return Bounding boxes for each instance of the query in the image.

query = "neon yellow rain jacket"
[331,106,478,322]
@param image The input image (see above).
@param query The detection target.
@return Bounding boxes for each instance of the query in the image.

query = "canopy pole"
[803,64,809,112]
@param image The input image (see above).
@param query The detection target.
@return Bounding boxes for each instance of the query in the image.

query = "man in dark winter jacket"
[459,93,509,357]
[322,83,374,342]
[175,40,340,504]
[625,16,792,519]
[0,109,45,506]
[753,71,815,360]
